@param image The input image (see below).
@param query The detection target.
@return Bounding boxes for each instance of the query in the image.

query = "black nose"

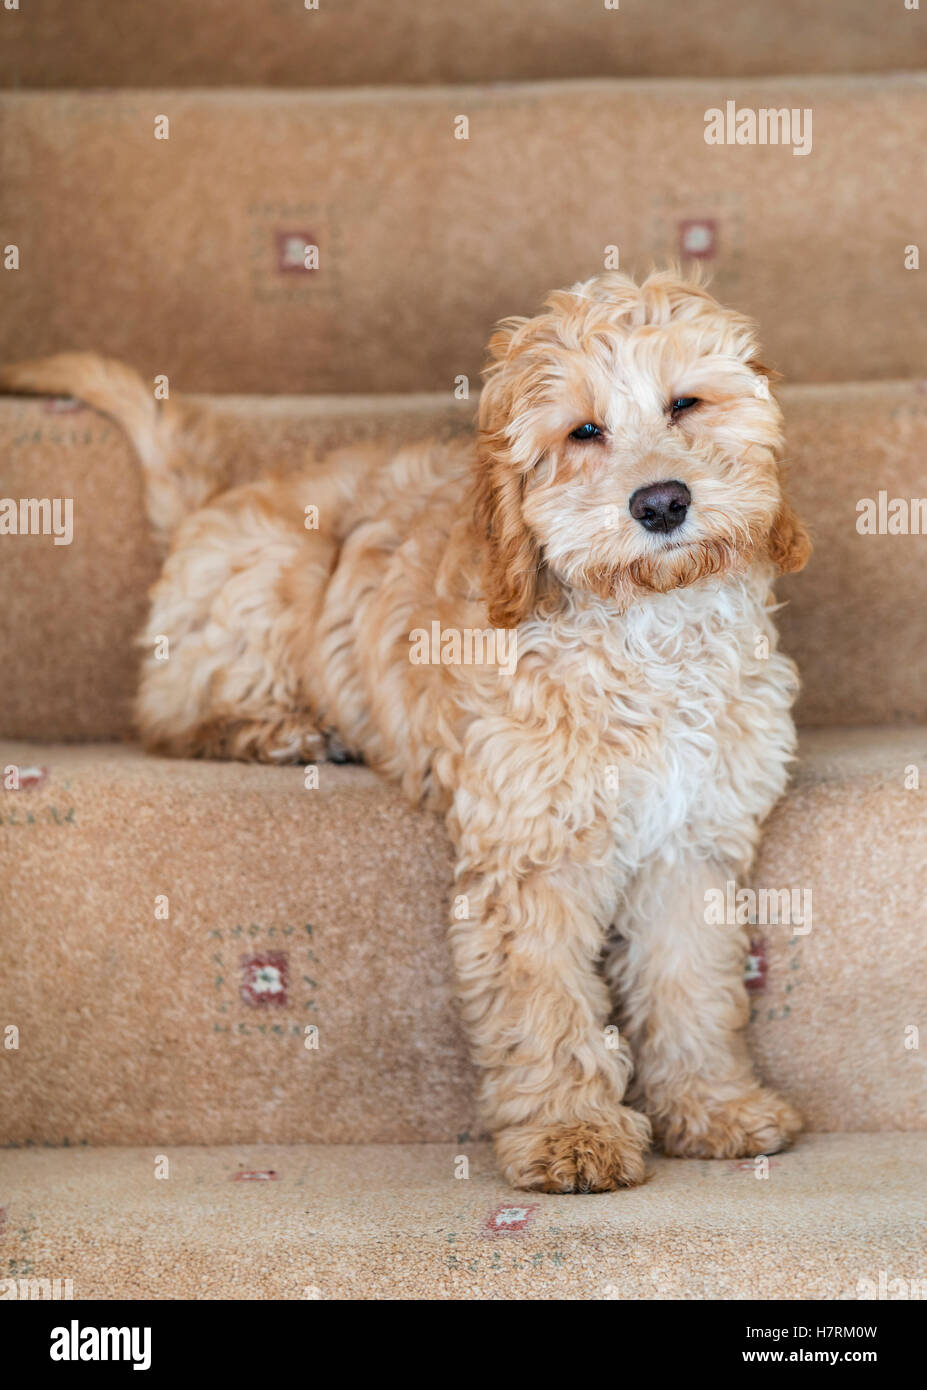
[629,480,691,533]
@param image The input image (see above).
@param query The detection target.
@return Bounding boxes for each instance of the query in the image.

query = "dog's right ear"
[474,353,541,630]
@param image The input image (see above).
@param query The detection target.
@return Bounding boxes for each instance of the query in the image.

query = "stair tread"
[1,1134,924,1298]
[2,1,923,86]
[3,723,927,791]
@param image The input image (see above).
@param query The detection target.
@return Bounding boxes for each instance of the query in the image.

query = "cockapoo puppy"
[1,269,810,1193]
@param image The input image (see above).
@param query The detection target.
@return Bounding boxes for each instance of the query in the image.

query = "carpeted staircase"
[1,3,926,1300]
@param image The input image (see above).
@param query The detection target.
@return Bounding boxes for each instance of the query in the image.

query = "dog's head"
[475,268,810,627]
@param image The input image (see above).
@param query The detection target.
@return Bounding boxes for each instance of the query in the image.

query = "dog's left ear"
[745,357,812,575]
[768,497,812,574]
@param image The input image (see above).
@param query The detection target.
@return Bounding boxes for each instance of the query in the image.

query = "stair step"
[2,381,926,740]
[0,1134,924,1298]
[2,730,925,1146]
[1,78,925,391]
[3,1,922,88]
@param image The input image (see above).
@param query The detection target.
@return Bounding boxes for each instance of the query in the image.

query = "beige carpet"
[3,0,922,87]
[1,79,925,392]
[2,381,927,741]
[1,1135,924,1299]
[1,1,924,1304]
[2,731,925,1148]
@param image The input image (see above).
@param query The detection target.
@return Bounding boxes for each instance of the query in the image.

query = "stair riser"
[2,383,926,740]
[1,80,925,392]
[2,737,924,1145]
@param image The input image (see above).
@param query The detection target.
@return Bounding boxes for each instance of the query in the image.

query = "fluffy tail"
[0,352,225,547]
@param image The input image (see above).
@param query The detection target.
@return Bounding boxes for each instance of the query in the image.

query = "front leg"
[607,855,802,1158]
[449,844,650,1193]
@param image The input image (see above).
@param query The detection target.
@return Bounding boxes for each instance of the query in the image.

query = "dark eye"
[670,397,699,415]
[569,423,603,441]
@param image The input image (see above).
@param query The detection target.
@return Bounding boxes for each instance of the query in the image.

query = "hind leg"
[136,480,337,763]
[182,712,331,764]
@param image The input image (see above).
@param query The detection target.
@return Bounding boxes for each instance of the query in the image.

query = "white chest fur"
[524,568,799,874]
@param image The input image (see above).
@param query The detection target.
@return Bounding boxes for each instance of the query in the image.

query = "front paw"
[657,1087,802,1159]
[495,1108,652,1193]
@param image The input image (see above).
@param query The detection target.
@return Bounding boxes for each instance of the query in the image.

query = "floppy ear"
[473,367,541,628]
[768,496,812,574]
